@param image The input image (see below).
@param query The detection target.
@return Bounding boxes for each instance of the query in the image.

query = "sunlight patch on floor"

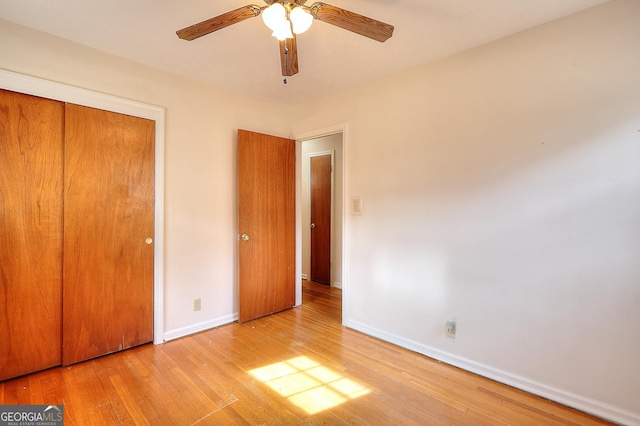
[249,356,371,414]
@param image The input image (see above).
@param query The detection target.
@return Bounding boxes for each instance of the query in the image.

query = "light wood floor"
[1,280,611,425]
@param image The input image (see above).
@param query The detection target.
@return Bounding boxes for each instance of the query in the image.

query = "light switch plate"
[351,196,363,215]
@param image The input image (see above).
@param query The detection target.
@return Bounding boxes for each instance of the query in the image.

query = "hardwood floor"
[1,280,611,425]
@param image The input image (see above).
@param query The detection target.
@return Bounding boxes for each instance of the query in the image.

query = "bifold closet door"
[62,104,155,365]
[0,90,64,381]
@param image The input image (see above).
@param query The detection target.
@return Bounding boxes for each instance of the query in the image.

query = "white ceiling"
[0,0,610,105]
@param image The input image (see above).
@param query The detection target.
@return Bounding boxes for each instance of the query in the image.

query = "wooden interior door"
[310,154,332,285]
[63,104,155,364]
[0,90,64,380]
[237,129,295,322]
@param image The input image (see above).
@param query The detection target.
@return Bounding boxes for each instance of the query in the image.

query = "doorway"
[299,133,344,292]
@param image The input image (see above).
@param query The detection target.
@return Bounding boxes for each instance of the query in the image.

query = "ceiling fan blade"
[279,36,299,77]
[176,5,261,41]
[310,3,394,42]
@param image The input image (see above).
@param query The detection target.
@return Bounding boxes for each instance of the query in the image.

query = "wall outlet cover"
[446,321,456,338]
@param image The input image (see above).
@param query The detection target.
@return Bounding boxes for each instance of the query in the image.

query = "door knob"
[240,233,250,241]
[310,223,315,229]
[145,237,153,244]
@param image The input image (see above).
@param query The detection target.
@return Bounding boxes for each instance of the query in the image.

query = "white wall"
[289,0,640,423]
[0,19,290,340]
[2,0,639,422]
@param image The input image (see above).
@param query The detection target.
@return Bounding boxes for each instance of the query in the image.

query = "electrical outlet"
[193,298,201,311]
[446,321,456,339]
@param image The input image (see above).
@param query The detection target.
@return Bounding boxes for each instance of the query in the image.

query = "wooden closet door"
[63,104,155,365]
[0,89,64,380]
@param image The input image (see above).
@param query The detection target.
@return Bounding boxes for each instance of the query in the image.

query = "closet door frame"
[0,69,166,345]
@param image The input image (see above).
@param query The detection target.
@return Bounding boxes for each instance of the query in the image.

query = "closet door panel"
[0,89,64,380]
[62,104,155,365]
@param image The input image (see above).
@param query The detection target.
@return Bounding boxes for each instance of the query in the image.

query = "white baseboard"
[333,282,342,289]
[344,319,639,426]
[163,313,238,342]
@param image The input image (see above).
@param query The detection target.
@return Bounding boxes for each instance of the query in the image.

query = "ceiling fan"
[176,1,394,78]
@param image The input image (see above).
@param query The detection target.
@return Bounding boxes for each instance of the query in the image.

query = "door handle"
[240,233,250,241]
[310,223,315,229]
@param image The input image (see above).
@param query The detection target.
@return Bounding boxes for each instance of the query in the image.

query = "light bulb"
[290,6,313,34]
[262,3,286,31]
[272,20,294,40]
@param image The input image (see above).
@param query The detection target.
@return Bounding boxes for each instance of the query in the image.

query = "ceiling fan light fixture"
[176,1,394,77]
[290,6,313,34]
